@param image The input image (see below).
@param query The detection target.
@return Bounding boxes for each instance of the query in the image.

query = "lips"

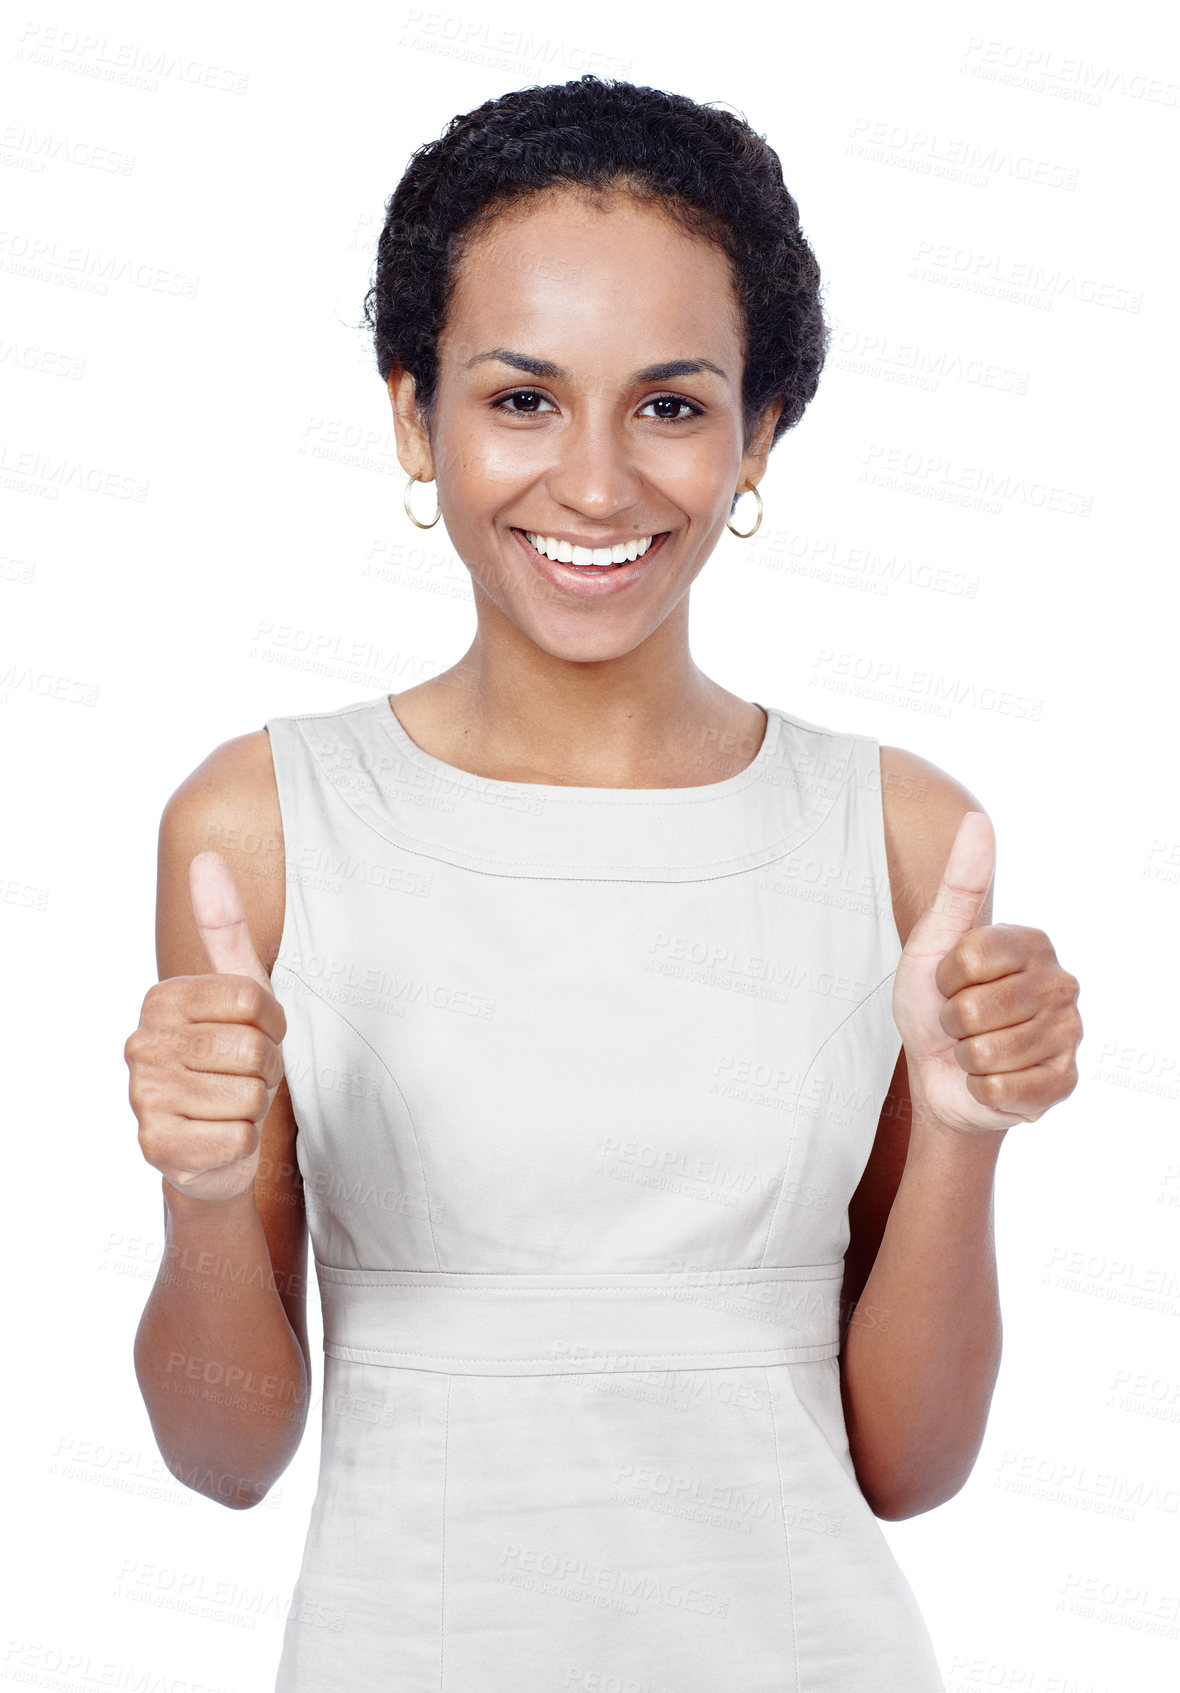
[510,527,669,594]
[524,531,655,568]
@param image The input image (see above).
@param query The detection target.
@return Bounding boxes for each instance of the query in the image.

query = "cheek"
[649,440,736,516]
[434,418,545,501]
[675,440,733,492]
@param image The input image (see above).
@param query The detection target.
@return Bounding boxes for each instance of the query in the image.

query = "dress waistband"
[315,1261,844,1376]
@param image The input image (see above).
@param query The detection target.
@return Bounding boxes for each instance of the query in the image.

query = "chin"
[468,572,661,658]
[529,626,653,664]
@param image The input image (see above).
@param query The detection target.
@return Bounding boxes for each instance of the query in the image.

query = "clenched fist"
[892,810,1082,1134]
[125,851,287,1203]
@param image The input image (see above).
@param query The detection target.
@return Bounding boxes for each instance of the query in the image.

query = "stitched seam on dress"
[300,764,853,881]
[263,719,312,991]
[270,964,442,1270]
[320,819,834,879]
[266,718,321,1132]
[765,1364,802,1691]
[323,1343,841,1365]
[312,701,858,879]
[866,735,906,958]
[317,1273,844,1289]
[755,970,896,1270]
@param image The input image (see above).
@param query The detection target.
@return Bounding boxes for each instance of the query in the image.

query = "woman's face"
[388,188,780,663]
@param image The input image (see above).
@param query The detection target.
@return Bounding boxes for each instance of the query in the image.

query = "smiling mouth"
[518,530,662,570]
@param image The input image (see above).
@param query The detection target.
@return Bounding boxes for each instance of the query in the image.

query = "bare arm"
[127,729,311,1510]
[839,747,1005,1520]
[841,1050,1007,1519]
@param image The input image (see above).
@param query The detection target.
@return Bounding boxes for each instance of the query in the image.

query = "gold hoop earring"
[726,484,763,539]
[404,472,441,530]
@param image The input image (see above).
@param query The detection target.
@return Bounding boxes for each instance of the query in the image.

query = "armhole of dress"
[262,715,307,988]
[861,733,905,973]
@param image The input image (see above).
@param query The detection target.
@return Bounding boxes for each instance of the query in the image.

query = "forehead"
[441,189,744,372]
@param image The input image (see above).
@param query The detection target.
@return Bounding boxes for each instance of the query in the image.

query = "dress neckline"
[286,693,859,880]
[372,694,782,806]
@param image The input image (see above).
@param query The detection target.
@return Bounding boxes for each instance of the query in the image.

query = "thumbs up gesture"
[125,852,288,1202]
[891,811,1082,1135]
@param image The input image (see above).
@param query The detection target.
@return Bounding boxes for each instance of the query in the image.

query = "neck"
[390,635,766,790]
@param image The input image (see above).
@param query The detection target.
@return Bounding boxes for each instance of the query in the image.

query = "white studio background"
[2,1,1176,1688]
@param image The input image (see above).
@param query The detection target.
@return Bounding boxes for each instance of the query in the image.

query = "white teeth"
[524,532,655,568]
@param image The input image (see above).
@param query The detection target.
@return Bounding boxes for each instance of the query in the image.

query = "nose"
[544,410,645,523]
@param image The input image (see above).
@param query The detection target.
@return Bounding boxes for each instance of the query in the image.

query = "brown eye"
[639,394,703,422]
[493,390,556,414]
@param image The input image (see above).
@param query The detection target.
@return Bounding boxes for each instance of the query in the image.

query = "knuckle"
[977,1071,1007,1107]
[242,1076,269,1119]
[232,978,269,1020]
[136,1116,168,1162]
[181,1027,216,1065]
[241,1029,268,1071]
[1054,1006,1081,1046]
[962,1032,991,1072]
[129,1068,162,1111]
[234,1123,260,1161]
[957,942,987,983]
[956,990,985,1036]
[143,979,183,1023]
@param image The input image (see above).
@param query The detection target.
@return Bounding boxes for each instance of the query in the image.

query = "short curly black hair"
[362,76,829,455]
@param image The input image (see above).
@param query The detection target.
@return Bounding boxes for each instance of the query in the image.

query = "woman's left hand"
[892,810,1083,1135]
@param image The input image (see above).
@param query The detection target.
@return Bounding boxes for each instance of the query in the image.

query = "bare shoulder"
[156,728,285,978]
[877,744,993,946]
[153,726,307,1365]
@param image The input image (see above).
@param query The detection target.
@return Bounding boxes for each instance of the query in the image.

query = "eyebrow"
[462,348,729,384]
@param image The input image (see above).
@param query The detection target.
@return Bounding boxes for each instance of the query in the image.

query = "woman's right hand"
[125,850,288,1203]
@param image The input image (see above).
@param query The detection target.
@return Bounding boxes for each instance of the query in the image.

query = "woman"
[125,77,1083,1689]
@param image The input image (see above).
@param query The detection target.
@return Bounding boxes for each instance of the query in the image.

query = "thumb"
[902,810,995,962]
[189,851,272,991]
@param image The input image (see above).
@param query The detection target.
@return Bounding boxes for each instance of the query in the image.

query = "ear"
[386,366,435,482]
[737,400,783,489]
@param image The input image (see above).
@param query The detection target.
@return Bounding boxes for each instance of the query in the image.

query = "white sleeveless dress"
[263,693,946,1690]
